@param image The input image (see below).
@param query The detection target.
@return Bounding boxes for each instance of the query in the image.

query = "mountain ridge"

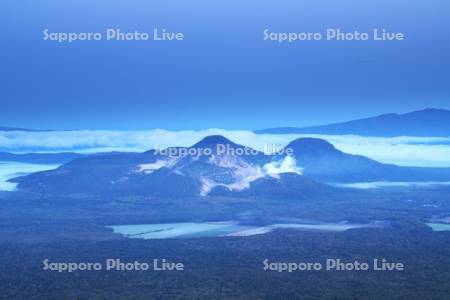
[256,108,450,137]
[0,126,49,132]
[10,135,450,197]
[0,152,85,164]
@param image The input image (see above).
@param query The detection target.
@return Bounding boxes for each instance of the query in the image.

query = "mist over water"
[0,162,59,191]
[2,130,450,167]
[333,181,450,189]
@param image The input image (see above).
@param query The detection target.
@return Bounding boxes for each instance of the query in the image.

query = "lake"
[108,221,388,240]
[427,223,450,231]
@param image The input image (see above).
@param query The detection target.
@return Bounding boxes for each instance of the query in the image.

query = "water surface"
[427,223,450,231]
[109,221,388,240]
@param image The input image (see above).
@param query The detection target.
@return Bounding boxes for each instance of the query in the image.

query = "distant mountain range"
[10,135,450,198]
[4,108,449,137]
[256,108,450,137]
[0,152,84,164]
[0,127,46,132]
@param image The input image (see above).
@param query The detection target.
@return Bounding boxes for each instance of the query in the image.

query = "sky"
[1,0,449,130]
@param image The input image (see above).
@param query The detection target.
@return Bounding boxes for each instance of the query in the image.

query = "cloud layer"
[1,129,450,167]
[0,162,59,191]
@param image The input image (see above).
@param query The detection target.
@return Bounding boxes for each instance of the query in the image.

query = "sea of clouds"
[1,129,450,167]
[0,162,59,191]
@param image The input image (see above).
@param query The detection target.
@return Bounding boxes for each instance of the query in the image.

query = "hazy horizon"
[1,107,449,131]
[2,0,449,130]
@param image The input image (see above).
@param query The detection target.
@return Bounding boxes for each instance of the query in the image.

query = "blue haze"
[1,0,449,130]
